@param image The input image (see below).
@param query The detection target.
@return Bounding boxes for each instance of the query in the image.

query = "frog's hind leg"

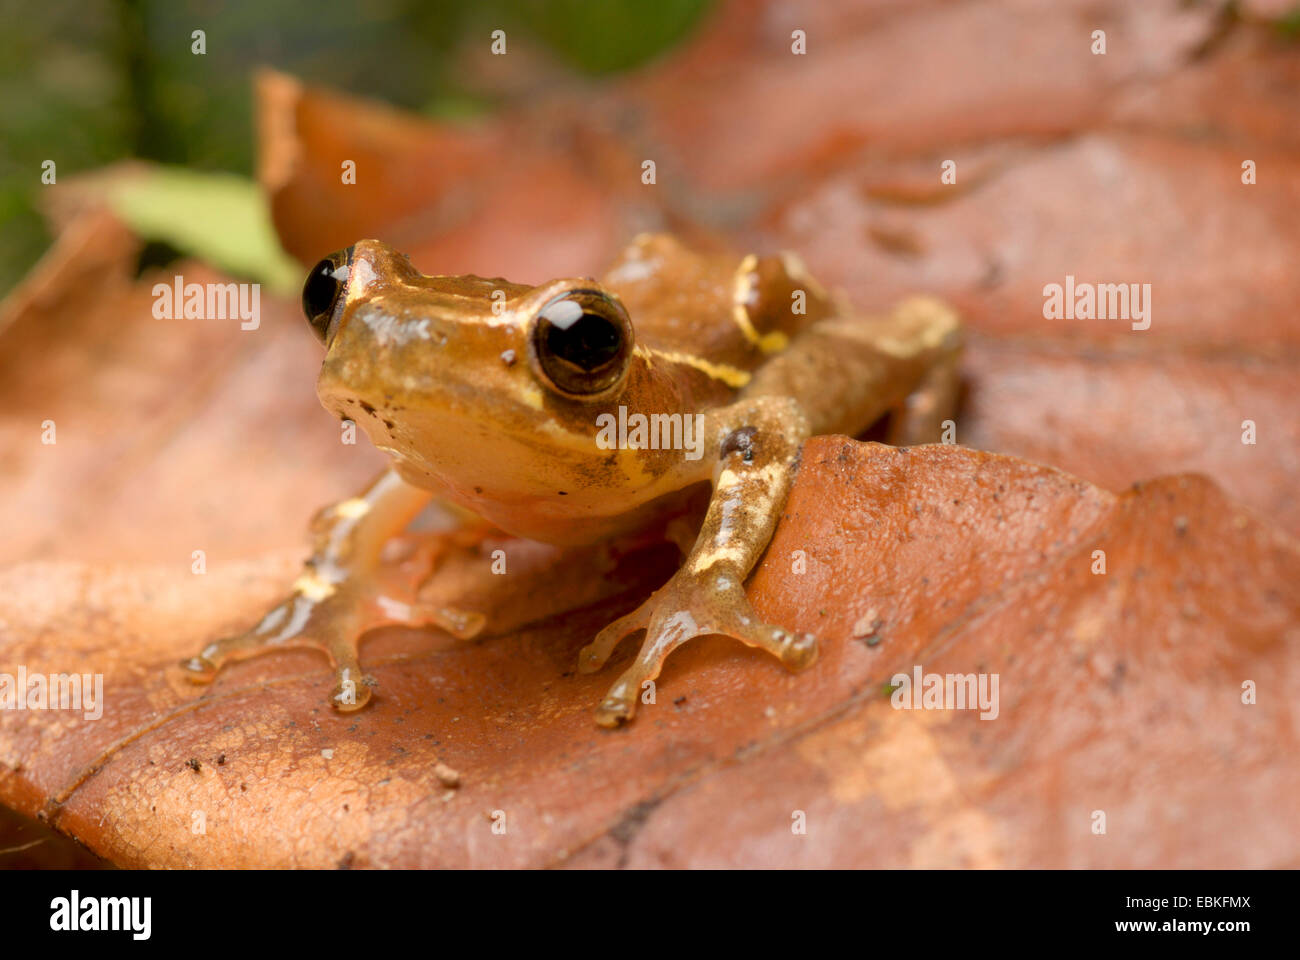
[739,294,962,441]
[886,347,962,447]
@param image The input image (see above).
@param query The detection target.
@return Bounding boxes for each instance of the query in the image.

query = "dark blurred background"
[0,0,713,297]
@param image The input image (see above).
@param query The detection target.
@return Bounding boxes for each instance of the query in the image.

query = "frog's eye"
[530,289,633,397]
[302,246,355,343]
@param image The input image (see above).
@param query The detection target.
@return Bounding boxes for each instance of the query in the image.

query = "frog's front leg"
[180,468,485,710]
[579,396,817,727]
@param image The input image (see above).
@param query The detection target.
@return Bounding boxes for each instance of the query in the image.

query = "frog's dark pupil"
[302,251,353,343]
[303,260,343,323]
[531,291,631,395]
[545,313,620,372]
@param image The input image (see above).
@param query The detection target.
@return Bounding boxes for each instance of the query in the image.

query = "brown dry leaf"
[257,70,666,284]
[2,414,1296,866]
[612,0,1218,193]
[0,213,384,565]
[2,0,1299,867]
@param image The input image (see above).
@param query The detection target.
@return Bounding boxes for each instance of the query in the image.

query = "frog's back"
[599,234,841,408]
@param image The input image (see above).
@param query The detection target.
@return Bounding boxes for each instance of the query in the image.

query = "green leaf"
[103,166,302,293]
[509,0,714,74]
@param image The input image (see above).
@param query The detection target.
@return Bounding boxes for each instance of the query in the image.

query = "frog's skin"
[181,234,960,727]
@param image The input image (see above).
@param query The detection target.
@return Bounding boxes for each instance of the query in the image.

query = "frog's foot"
[179,581,485,712]
[179,470,490,710]
[578,571,817,727]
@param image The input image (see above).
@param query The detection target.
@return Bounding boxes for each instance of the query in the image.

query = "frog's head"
[304,240,696,542]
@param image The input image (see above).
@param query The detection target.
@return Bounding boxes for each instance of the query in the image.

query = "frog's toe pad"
[420,605,486,641]
[588,579,819,727]
[757,626,819,671]
[331,667,372,711]
[578,600,654,674]
[178,654,218,683]
[178,632,258,684]
[594,695,636,728]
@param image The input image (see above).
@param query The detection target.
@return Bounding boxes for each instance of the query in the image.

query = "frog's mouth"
[318,378,698,529]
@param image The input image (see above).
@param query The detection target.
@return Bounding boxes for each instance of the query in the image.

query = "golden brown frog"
[180,234,960,726]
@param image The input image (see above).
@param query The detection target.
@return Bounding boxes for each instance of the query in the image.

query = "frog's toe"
[578,599,653,674]
[590,574,818,728]
[179,653,219,683]
[330,665,372,711]
[409,603,486,642]
[594,691,637,728]
[738,622,819,671]
[692,575,819,671]
[178,604,300,684]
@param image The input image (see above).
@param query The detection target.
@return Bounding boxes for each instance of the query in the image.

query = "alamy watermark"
[152,275,260,330]
[596,406,706,460]
[1043,275,1151,331]
[0,667,103,720]
[890,664,999,720]
[50,891,150,940]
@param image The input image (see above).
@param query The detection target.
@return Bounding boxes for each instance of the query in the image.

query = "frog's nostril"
[303,246,355,343]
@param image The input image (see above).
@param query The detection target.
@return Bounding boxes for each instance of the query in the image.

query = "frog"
[180,234,961,727]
